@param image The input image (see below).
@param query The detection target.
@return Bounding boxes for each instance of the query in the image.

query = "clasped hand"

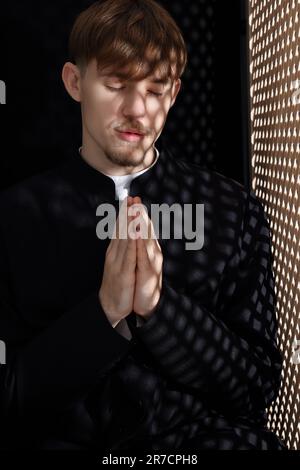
[99,196,163,327]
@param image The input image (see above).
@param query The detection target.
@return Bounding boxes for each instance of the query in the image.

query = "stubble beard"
[104,134,153,168]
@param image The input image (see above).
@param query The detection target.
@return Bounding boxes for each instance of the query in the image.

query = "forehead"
[97,68,171,86]
[104,72,170,85]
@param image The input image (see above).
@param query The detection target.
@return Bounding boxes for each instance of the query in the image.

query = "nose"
[121,90,147,119]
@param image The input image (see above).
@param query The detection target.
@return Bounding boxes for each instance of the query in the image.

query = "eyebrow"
[150,77,170,85]
[101,73,170,86]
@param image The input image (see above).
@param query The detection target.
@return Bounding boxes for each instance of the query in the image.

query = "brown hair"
[68,0,188,82]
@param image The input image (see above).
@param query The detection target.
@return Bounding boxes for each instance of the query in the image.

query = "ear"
[170,78,181,108]
[61,62,82,103]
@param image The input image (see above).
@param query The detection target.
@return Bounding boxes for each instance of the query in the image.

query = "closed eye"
[149,91,163,97]
[105,86,124,91]
[105,86,163,97]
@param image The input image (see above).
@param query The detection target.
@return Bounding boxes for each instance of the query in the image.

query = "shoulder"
[163,148,268,227]
[164,148,250,203]
[0,162,68,223]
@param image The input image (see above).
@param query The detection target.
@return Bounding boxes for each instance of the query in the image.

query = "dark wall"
[0,0,249,190]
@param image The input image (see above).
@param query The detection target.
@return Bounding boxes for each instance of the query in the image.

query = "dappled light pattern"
[0,145,285,450]
[249,0,300,450]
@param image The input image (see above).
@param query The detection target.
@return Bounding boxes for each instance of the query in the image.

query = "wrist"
[99,295,119,327]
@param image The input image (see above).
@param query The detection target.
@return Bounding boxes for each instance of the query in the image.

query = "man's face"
[65,58,181,169]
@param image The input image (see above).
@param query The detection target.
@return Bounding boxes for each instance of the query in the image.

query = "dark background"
[0,0,250,191]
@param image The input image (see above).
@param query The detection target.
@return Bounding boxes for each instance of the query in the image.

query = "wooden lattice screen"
[248,0,300,450]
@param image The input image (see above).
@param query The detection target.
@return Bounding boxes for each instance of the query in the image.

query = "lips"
[118,129,145,136]
[115,129,145,142]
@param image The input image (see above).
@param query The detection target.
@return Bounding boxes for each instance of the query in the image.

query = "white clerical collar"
[78,146,160,201]
[78,146,160,181]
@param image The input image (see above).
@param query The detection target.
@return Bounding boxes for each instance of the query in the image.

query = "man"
[0,0,285,451]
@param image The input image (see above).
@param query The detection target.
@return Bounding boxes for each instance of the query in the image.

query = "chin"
[106,151,145,168]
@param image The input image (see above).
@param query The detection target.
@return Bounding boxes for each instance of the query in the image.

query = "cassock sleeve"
[0,228,132,424]
[130,189,283,417]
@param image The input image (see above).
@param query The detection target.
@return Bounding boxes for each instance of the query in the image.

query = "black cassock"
[0,144,286,450]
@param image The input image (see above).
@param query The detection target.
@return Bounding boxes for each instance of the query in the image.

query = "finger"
[116,196,135,261]
[127,196,144,240]
[130,196,161,261]
[122,230,136,270]
[109,196,132,262]
[130,197,150,239]
[122,196,137,269]
[136,204,158,262]
[136,233,151,270]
